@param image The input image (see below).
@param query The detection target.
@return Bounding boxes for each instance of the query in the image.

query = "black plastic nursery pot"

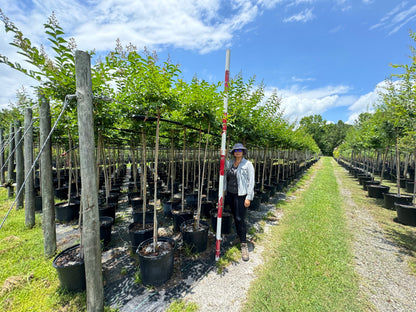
[250,195,261,211]
[394,203,416,226]
[185,193,198,209]
[100,216,114,246]
[35,195,42,211]
[210,208,233,234]
[383,193,413,210]
[357,174,372,185]
[52,244,86,292]
[180,219,209,253]
[200,201,215,218]
[264,184,276,197]
[259,190,270,203]
[132,207,154,224]
[207,189,219,202]
[406,181,415,193]
[162,199,181,218]
[99,203,117,221]
[172,209,194,232]
[55,201,80,222]
[367,185,390,199]
[363,180,380,191]
[129,222,153,252]
[54,186,69,200]
[137,237,176,287]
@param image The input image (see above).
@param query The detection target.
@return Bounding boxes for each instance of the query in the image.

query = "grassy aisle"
[0,190,86,312]
[243,157,365,312]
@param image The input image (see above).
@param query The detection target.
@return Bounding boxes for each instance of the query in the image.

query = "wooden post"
[40,93,56,257]
[24,108,35,227]
[75,50,104,312]
[0,128,4,185]
[15,121,24,209]
[8,124,15,198]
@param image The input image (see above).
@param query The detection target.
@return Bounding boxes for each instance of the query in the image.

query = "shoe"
[241,243,249,261]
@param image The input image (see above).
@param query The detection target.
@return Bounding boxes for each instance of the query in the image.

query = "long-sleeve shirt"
[224,157,255,201]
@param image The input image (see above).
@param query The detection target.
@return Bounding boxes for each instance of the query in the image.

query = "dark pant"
[225,192,247,243]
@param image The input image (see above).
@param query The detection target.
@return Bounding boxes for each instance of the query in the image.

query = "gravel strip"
[182,206,282,312]
[335,163,416,312]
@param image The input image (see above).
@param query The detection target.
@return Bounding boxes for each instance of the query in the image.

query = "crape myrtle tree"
[104,44,181,251]
[0,11,116,311]
[375,80,407,194]
[172,77,222,228]
[390,33,416,201]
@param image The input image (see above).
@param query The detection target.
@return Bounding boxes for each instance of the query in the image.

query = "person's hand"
[244,199,251,208]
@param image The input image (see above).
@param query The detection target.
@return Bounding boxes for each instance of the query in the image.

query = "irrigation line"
[0,95,75,230]
[0,119,37,175]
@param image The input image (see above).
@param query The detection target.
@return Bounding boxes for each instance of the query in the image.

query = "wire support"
[0,94,75,230]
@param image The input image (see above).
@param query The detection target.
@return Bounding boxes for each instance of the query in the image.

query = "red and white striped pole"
[215,49,230,261]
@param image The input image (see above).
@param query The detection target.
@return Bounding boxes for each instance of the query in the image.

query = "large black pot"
[406,181,415,193]
[363,180,380,191]
[172,210,194,232]
[210,209,233,234]
[201,201,215,218]
[383,193,413,210]
[129,222,153,252]
[132,207,154,224]
[137,237,176,287]
[55,201,80,222]
[99,203,116,221]
[395,203,416,226]
[250,195,261,211]
[35,195,42,212]
[367,185,390,199]
[54,186,69,200]
[162,199,181,218]
[100,216,113,246]
[181,219,209,253]
[52,244,86,292]
[185,193,198,209]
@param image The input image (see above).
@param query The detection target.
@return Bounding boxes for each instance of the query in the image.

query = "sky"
[0,0,415,125]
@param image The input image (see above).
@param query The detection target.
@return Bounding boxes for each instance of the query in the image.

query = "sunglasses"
[234,149,243,152]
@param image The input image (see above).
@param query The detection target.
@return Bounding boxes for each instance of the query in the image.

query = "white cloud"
[270,84,351,122]
[265,81,393,125]
[283,8,315,23]
[0,0,272,109]
[370,2,416,35]
[291,76,316,82]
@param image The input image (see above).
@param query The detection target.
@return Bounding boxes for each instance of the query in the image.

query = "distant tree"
[299,115,351,156]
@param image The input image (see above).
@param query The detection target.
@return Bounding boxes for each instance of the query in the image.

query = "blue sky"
[1,0,415,124]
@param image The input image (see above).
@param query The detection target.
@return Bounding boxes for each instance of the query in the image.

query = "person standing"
[224,143,255,261]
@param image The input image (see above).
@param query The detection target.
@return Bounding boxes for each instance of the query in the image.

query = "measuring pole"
[215,49,230,261]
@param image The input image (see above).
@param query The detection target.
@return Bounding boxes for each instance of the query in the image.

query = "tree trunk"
[0,128,4,185]
[181,128,186,211]
[39,93,56,257]
[8,124,15,198]
[141,128,147,228]
[15,121,24,209]
[195,123,210,229]
[153,110,161,252]
[24,108,35,228]
[75,50,104,312]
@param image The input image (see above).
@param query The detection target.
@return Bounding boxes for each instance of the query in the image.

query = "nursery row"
[337,158,416,227]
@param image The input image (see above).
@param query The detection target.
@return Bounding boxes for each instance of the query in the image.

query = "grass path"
[243,157,365,311]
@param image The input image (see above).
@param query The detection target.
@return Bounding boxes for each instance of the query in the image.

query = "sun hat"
[229,143,247,155]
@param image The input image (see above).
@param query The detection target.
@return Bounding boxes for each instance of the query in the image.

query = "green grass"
[165,299,198,312]
[243,157,365,312]
[0,188,87,312]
